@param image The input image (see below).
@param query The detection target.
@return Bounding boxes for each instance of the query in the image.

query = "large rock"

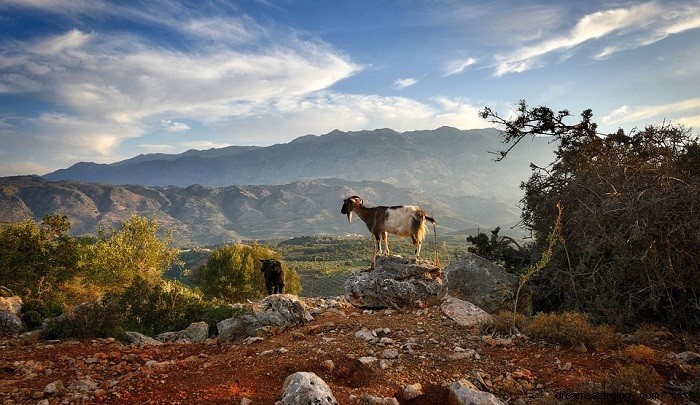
[217,294,307,344]
[0,296,22,316]
[441,296,493,327]
[344,256,442,309]
[277,372,338,405]
[448,379,504,405]
[0,311,24,336]
[441,253,530,314]
[125,331,163,346]
[156,321,209,343]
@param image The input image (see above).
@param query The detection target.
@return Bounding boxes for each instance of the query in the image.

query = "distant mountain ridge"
[44,127,554,201]
[0,176,521,246]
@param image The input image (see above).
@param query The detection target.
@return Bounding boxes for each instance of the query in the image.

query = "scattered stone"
[675,351,700,366]
[358,356,378,366]
[355,327,376,342]
[448,350,478,361]
[0,311,25,336]
[43,380,64,396]
[448,379,505,405]
[511,369,534,381]
[321,360,335,372]
[360,394,399,405]
[381,348,399,359]
[277,372,338,405]
[240,398,252,405]
[402,383,423,400]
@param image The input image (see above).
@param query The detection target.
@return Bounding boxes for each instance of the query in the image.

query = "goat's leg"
[383,231,390,255]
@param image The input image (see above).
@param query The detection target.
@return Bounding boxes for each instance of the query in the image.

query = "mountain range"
[2,127,555,245]
[44,127,553,201]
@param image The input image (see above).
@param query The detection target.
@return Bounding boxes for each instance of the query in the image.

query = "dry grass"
[523,311,619,350]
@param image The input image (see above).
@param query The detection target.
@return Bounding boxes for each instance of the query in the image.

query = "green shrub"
[108,278,239,336]
[20,298,64,330]
[42,301,124,340]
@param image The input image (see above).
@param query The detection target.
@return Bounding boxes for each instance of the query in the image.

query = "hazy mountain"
[0,176,521,246]
[44,127,554,201]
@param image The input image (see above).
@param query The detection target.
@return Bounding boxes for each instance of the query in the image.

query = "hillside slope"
[0,176,520,245]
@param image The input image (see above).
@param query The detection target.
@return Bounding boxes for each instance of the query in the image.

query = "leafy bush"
[19,298,64,330]
[42,301,124,340]
[107,278,239,336]
[192,243,301,303]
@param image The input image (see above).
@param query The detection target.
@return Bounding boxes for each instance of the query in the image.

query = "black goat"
[260,259,285,295]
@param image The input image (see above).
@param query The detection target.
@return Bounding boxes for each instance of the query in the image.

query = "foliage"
[192,243,301,303]
[467,227,532,272]
[106,278,239,336]
[0,215,82,301]
[481,100,700,329]
[41,301,124,340]
[81,215,182,296]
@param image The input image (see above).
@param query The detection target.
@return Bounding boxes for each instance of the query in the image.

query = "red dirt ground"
[2,305,698,404]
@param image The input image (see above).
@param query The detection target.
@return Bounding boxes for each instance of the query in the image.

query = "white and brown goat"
[341,196,435,267]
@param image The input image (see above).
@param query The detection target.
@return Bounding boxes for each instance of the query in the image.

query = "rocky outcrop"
[344,256,442,309]
[441,253,530,314]
[217,294,308,344]
[125,331,163,346]
[276,372,338,405]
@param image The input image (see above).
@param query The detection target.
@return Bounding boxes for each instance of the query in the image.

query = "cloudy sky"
[1,0,699,176]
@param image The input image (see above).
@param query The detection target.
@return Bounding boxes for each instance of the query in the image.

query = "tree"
[82,215,181,295]
[192,243,301,303]
[481,101,700,329]
[0,215,81,299]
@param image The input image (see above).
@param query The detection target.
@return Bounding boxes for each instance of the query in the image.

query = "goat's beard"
[347,212,353,222]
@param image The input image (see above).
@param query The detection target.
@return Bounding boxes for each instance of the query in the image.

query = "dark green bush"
[42,301,124,340]
[20,298,64,330]
[107,278,239,336]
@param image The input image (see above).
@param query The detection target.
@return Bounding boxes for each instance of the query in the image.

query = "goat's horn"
[347,211,353,223]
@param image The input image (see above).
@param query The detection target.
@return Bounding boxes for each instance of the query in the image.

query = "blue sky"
[1,0,699,177]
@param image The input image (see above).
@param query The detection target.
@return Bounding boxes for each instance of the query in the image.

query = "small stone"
[402,383,423,400]
[358,356,378,365]
[44,380,64,395]
[381,348,399,359]
[321,360,335,372]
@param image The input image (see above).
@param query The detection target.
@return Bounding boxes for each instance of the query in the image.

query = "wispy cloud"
[602,98,700,127]
[160,120,190,132]
[442,57,477,77]
[393,78,417,89]
[493,1,700,76]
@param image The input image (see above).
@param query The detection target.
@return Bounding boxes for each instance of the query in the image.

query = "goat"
[341,195,436,267]
[259,259,285,295]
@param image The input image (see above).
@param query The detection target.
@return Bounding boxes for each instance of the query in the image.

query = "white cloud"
[393,78,417,89]
[602,98,700,126]
[442,57,477,77]
[492,1,700,76]
[160,120,190,132]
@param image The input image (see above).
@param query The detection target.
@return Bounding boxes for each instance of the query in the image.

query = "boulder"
[0,296,22,316]
[217,294,307,344]
[441,253,530,314]
[448,379,505,405]
[277,372,338,405]
[0,310,24,336]
[156,321,209,343]
[125,331,163,346]
[441,296,493,327]
[344,256,442,309]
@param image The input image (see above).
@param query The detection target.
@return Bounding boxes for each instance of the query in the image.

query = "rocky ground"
[2,301,699,405]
